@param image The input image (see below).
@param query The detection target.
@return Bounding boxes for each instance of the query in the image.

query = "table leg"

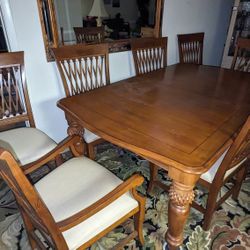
[166,180,195,250]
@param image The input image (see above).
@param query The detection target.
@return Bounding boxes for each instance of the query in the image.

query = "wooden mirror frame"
[37,0,165,61]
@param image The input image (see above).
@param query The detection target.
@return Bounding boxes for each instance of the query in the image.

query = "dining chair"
[73,26,105,44]
[52,43,110,159]
[231,37,250,72]
[148,115,250,230]
[0,51,57,167]
[177,32,204,65]
[131,37,168,76]
[0,135,145,249]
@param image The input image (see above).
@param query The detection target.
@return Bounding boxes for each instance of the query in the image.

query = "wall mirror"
[37,0,164,61]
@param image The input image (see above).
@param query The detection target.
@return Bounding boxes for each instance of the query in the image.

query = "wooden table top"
[58,64,250,174]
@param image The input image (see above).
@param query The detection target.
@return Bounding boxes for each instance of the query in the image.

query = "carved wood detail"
[67,121,84,137]
[169,181,195,207]
[166,180,196,248]
[67,121,85,155]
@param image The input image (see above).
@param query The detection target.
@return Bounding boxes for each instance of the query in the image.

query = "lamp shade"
[89,0,108,18]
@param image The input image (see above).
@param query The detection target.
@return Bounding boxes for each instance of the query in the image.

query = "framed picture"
[112,0,120,8]
[104,0,111,4]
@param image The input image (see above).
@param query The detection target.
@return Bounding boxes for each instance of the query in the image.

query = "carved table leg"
[67,121,85,156]
[166,180,195,250]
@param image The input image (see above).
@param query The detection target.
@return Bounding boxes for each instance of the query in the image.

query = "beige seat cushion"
[35,157,138,250]
[0,127,57,165]
[84,129,100,143]
[201,148,247,183]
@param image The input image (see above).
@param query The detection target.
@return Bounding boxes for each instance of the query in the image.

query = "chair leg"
[202,188,219,231]
[19,209,38,249]
[148,163,159,193]
[232,167,247,200]
[134,209,145,246]
[134,191,145,246]
[87,143,95,160]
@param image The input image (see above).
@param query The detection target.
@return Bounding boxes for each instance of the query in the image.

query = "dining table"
[57,63,250,249]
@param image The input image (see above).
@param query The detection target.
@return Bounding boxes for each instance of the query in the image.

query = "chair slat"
[178,32,204,65]
[231,38,250,72]
[73,27,104,44]
[53,44,110,97]
[0,52,35,129]
[131,37,168,76]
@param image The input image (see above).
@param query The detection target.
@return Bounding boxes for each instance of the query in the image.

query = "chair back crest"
[52,43,110,97]
[131,37,167,75]
[0,52,34,130]
[0,149,67,249]
[214,116,250,181]
[231,38,250,72]
[178,32,204,65]
[73,27,105,44]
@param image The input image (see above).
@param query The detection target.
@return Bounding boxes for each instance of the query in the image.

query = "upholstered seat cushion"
[84,129,100,143]
[0,127,57,165]
[35,157,138,250]
[201,148,247,183]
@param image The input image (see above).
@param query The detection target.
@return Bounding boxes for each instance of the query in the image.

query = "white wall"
[2,0,233,142]
[163,0,234,66]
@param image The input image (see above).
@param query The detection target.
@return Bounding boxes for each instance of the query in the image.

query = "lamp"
[88,0,108,27]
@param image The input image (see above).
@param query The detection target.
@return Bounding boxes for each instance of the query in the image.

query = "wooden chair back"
[214,116,250,182]
[52,43,110,97]
[131,37,167,75]
[0,149,68,249]
[178,32,204,65]
[0,52,35,131]
[73,27,105,44]
[231,38,250,72]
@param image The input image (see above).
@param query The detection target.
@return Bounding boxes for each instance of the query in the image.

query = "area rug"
[0,142,249,250]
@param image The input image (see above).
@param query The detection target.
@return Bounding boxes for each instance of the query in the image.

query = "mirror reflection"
[54,0,156,45]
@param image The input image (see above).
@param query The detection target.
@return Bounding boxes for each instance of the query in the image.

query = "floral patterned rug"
[0,142,249,250]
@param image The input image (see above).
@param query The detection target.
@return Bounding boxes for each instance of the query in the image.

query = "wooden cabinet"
[221,0,250,68]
